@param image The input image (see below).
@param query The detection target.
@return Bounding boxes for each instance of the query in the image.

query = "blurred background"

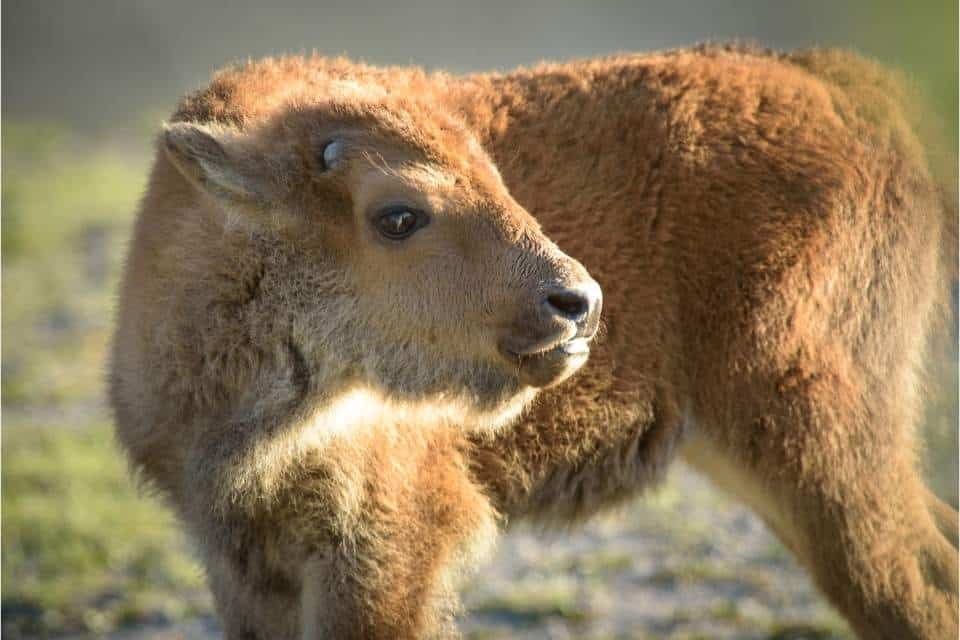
[2,1,956,638]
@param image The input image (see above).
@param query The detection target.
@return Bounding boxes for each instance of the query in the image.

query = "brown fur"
[110,45,958,639]
[111,60,598,638]
[459,45,958,640]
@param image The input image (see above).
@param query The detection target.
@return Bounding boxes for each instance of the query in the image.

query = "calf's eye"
[375,207,426,240]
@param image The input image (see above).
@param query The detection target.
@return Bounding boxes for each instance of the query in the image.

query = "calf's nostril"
[546,290,589,321]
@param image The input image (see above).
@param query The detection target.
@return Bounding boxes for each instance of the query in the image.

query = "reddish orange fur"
[111,45,957,639]
[463,45,958,640]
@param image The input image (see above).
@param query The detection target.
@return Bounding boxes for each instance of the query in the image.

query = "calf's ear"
[162,122,276,207]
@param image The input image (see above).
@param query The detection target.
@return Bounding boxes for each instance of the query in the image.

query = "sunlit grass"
[2,122,147,407]
[471,578,590,626]
[2,420,210,637]
[2,122,146,258]
[0,123,212,637]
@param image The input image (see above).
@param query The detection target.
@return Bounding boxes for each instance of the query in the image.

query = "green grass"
[648,561,771,593]
[471,579,590,626]
[2,122,146,408]
[2,420,210,637]
[1,123,213,637]
[561,550,634,576]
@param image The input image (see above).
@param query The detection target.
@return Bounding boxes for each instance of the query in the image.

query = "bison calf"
[111,45,957,640]
[110,69,600,637]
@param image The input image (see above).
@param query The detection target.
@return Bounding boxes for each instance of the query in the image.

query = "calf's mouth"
[500,281,602,388]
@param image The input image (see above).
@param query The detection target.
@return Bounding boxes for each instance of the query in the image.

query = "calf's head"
[163,96,600,425]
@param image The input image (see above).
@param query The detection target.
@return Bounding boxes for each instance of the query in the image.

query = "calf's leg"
[683,378,958,640]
